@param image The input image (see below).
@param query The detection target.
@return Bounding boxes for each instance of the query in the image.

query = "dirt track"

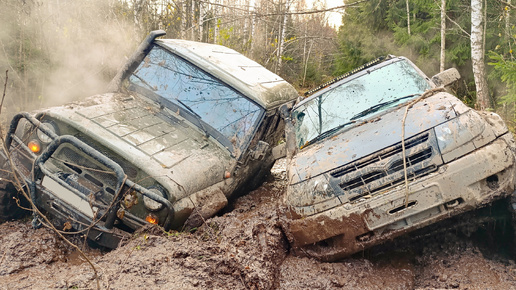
[1,160,516,289]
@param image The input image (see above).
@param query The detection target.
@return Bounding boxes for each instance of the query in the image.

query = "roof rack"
[304,56,388,97]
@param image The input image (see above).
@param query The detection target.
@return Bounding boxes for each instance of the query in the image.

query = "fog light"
[28,140,41,153]
[145,213,158,224]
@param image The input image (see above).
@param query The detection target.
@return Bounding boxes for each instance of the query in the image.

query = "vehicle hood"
[288,92,465,184]
[41,93,234,199]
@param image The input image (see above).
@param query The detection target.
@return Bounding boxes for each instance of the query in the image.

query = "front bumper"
[281,133,516,261]
[4,113,175,248]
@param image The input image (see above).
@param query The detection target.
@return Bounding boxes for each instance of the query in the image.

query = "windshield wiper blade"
[350,94,420,121]
[175,98,200,119]
[304,121,355,148]
[175,99,210,138]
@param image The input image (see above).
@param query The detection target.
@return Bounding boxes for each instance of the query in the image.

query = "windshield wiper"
[304,120,355,148]
[350,94,420,121]
[175,98,210,138]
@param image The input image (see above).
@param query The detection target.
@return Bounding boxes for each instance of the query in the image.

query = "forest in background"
[0,0,515,127]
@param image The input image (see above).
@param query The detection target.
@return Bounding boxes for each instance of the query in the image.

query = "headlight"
[434,110,492,162]
[285,174,341,217]
[143,187,166,211]
[37,121,58,144]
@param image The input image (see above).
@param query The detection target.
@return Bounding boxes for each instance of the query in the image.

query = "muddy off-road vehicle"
[279,56,516,261]
[0,30,298,248]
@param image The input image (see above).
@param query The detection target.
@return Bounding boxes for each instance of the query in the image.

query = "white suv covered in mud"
[280,56,516,261]
[0,30,298,248]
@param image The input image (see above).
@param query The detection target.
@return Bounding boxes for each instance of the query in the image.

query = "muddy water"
[1,161,516,289]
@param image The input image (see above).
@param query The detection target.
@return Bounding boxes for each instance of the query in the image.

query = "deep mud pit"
[1,160,516,289]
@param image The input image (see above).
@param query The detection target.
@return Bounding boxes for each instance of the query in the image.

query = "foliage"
[335,0,515,114]
[489,52,516,104]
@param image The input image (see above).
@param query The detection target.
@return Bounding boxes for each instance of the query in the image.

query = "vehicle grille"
[329,131,442,203]
[45,143,146,206]
[52,145,119,204]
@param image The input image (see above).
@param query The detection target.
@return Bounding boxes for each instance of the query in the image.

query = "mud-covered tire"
[0,182,28,222]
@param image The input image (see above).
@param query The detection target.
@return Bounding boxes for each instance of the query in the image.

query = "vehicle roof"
[156,39,298,109]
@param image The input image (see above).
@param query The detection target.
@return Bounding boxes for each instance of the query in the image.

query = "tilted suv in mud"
[0,30,298,248]
[280,56,516,261]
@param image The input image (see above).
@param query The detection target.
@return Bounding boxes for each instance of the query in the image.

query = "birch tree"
[406,0,411,36]
[276,0,290,74]
[440,0,446,72]
[471,0,490,109]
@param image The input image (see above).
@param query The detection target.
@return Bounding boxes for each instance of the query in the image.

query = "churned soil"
[1,160,516,289]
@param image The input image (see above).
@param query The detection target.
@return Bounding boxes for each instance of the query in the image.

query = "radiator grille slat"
[329,132,441,203]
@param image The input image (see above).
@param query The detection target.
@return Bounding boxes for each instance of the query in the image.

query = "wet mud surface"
[1,160,516,289]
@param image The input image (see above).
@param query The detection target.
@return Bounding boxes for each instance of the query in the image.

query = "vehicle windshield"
[293,59,431,148]
[125,45,263,155]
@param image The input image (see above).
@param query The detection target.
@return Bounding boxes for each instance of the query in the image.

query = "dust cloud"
[0,0,138,116]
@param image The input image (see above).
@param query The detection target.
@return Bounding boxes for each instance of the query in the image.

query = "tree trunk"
[276,0,289,74]
[181,0,187,39]
[507,1,512,38]
[133,0,142,36]
[250,3,256,53]
[471,0,489,109]
[507,0,513,59]
[406,0,411,36]
[190,0,195,40]
[198,1,203,42]
[213,0,219,43]
[440,0,446,72]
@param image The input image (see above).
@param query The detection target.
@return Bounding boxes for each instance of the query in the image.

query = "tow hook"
[445,199,460,209]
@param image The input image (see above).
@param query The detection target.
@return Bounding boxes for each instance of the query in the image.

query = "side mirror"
[272,142,287,160]
[431,68,461,87]
[250,140,270,160]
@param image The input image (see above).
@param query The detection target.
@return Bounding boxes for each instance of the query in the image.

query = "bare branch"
[446,13,471,38]
[434,0,470,37]
[1,70,7,116]
[198,0,367,17]
[498,0,516,9]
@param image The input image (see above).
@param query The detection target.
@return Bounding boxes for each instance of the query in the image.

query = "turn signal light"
[28,140,41,153]
[145,213,159,225]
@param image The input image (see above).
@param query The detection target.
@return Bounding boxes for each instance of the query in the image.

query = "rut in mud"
[1,160,516,289]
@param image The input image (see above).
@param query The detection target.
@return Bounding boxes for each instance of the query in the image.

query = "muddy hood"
[42,93,233,197]
[288,93,465,184]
